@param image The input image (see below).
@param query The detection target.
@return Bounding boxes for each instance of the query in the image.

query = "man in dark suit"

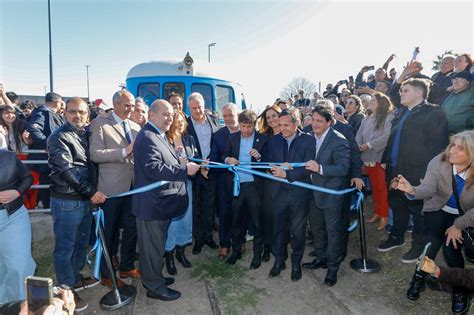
[186,92,220,254]
[302,105,351,286]
[209,103,241,259]
[223,110,267,269]
[379,78,449,263]
[28,92,65,208]
[133,100,200,301]
[266,108,316,281]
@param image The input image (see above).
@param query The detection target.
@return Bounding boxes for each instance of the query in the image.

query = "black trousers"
[308,196,345,272]
[389,189,426,246]
[192,175,216,245]
[272,191,308,265]
[261,179,274,246]
[136,217,169,294]
[340,191,352,256]
[100,196,137,278]
[230,182,262,256]
[216,174,232,248]
[425,210,464,268]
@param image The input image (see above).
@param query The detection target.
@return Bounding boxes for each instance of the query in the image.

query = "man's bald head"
[149,99,174,132]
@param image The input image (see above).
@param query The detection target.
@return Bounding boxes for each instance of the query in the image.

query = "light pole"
[47,0,54,92]
[85,65,91,101]
[208,42,216,63]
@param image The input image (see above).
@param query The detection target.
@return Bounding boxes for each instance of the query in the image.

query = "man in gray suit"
[303,105,351,287]
[133,100,200,301]
[89,90,141,288]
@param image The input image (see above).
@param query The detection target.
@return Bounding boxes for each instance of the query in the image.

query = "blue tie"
[390,110,411,169]
[122,121,133,144]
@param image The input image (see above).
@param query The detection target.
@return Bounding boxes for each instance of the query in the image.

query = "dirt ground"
[32,195,471,314]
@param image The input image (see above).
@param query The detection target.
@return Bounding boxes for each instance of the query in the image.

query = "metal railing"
[19,149,52,214]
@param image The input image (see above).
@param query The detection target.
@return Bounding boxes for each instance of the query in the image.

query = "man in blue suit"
[209,103,241,259]
[133,100,200,301]
[303,105,350,287]
[266,108,316,281]
[223,109,267,269]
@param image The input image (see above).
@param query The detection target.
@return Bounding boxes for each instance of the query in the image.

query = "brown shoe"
[241,243,247,254]
[218,247,230,260]
[73,276,100,292]
[119,268,141,279]
[101,278,126,289]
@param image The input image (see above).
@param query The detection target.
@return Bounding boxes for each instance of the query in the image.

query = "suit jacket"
[310,128,350,208]
[209,126,231,174]
[223,131,267,190]
[410,154,474,231]
[303,121,362,179]
[186,113,220,159]
[265,130,315,202]
[382,101,449,185]
[89,112,140,196]
[132,123,189,220]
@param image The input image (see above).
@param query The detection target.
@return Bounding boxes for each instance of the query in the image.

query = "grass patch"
[192,254,266,314]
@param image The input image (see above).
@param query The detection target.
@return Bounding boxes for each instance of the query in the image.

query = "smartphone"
[349,76,354,82]
[367,66,375,71]
[340,79,348,84]
[25,276,53,312]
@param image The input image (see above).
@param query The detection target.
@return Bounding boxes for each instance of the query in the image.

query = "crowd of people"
[0,51,473,314]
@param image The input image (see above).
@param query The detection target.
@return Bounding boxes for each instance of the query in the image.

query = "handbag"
[451,173,474,249]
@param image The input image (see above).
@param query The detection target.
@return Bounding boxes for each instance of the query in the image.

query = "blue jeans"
[51,198,93,287]
[0,206,36,303]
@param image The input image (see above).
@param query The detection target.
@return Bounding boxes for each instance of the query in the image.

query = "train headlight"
[183,52,194,67]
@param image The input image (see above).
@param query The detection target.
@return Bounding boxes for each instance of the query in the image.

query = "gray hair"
[359,94,372,103]
[135,97,149,113]
[187,92,205,106]
[112,90,134,106]
[442,54,456,62]
[316,99,335,112]
[222,102,240,114]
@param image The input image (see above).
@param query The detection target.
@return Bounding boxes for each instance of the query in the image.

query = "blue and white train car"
[126,53,246,116]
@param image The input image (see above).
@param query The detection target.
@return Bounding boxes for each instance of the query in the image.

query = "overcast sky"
[1,0,473,112]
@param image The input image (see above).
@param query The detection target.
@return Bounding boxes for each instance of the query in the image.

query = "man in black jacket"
[47,97,107,312]
[379,79,449,263]
[223,109,267,269]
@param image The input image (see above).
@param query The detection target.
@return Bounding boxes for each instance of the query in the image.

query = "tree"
[280,77,318,101]
[432,50,456,71]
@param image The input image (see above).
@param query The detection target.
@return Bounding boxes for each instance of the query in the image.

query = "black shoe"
[165,251,177,275]
[175,246,192,268]
[192,243,202,255]
[377,236,406,252]
[262,245,271,262]
[269,262,285,277]
[225,252,242,265]
[146,287,181,301]
[250,256,262,269]
[204,239,219,249]
[452,290,470,314]
[324,270,337,287]
[401,245,424,264]
[406,273,426,300]
[308,250,316,257]
[165,277,175,286]
[291,266,302,282]
[302,258,327,270]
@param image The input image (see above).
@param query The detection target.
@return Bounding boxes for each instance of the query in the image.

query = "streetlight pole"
[47,0,54,93]
[208,42,216,63]
[85,65,91,101]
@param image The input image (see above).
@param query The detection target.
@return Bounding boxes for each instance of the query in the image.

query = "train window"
[191,83,213,110]
[163,82,185,103]
[138,83,160,106]
[216,85,235,116]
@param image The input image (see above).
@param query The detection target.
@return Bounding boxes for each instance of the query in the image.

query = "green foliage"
[432,50,456,70]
